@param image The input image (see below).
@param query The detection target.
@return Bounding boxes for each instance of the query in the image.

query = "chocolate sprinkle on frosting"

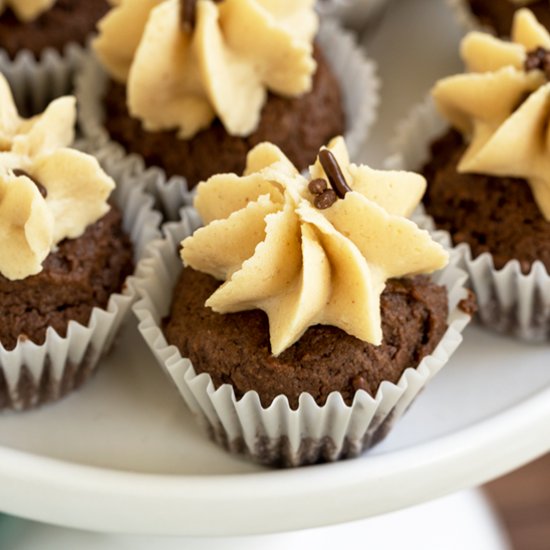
[13,169,48,198]
[308,178,328,195]
[308,177,337,209]
[314,189,337,209]
[319,149,352,199]
[524,46,550,79]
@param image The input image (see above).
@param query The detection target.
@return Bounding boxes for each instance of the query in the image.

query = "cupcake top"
[0,0,56,22]
[0,74,114,281]
[93,0,318,139]
[182,137,448,355]
[433,8,550,220]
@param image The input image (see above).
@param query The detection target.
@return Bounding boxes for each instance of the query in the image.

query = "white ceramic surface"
[0,322,549,536]
[0,490,511,549]
[0,0,548,538]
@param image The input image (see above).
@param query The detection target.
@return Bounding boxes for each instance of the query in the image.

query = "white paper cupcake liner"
[0,42,88,116]
[386,96,550,342]
[133,210,471,467]
[0,152,162,411]
[76,19,380,220]
[316,0,389,33]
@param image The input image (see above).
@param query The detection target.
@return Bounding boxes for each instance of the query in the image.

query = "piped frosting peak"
[0,74,115,281]
[182,137,448,356]
[93,0,318,139]
[433,8,550,220]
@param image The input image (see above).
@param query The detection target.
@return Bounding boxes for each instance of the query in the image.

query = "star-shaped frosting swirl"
[93,0,317,139]
[182,138,448,356]
[0,74,115,281]
[433,8,550,220]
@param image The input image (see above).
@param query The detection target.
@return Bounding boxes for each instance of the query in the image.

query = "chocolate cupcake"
[0,73,160,411]
[452,0,550,36]
[389,9,550,340]
[0,0,109,58]
[0,0,110,115]
[78,0,379,219]
[134,138,471,467]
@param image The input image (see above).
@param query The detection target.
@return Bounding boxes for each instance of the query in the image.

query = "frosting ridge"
[433,8,550,220]
[0,74,115,281]
[94,0,318,138]
[182,138,448,355]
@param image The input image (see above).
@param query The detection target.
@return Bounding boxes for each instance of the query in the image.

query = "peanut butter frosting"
[182,138,448,356]
[93,0,318,139]
[0,0,56,22]
[433,9,550,220]
[0,74,115,281]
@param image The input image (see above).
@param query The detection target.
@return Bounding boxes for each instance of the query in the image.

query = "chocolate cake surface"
[103,46,346,189]
[423,129,550,273]
[467,0,550,36]
[164,267,448,409]
[0,204,133,350]
[0,0,110,58]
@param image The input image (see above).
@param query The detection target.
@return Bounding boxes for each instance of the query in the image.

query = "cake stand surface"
[0,0,548,538]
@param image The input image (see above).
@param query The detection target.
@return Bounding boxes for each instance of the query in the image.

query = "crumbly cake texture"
[467,0,550,35]
[423,129,550,273]
[103,46,345,189]
[0,0,110,58]
[0,204,133,350]
[163,267,449,409]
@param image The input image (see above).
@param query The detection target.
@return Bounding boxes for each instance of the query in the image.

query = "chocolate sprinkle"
[319,149,352,199]
[308,178,328,195]
[314,189,337,209]
[13,169,48,198]
[308,177,337,209]
[524,46,550,79]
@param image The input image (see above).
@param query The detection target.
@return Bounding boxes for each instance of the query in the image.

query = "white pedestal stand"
[0,489,510,550]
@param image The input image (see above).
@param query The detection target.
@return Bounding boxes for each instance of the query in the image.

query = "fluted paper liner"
[0,149,162,411]
[76,19,380,220]
[386,96,550,341]
[316,0,389,32]
[133,209,471,467]
[0,42,88,116]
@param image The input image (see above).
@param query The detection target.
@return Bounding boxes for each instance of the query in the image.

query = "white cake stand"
[0,0,547,547]
[0,490,510,549]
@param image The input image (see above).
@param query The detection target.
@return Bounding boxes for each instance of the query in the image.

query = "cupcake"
[452,0,550,36]
[134,137,472,467]
[0,73,160,411]
[0,0,110,115]
[78,0,379,219]
[389,9,550,340]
